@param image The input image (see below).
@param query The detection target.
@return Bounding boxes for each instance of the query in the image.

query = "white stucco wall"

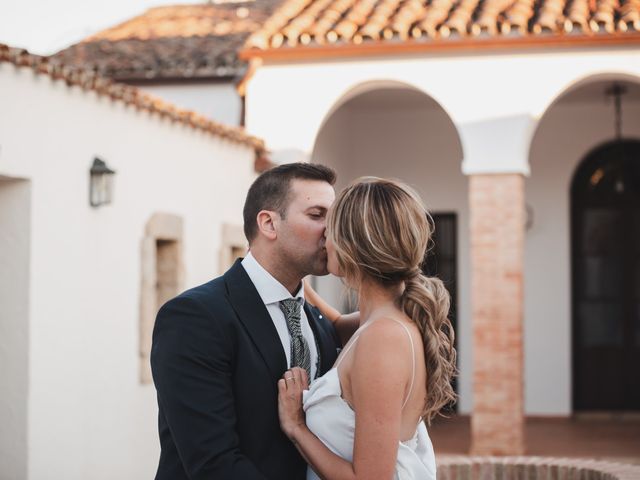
[246,46,640,171]
[141,81,243,126]
[245,45,640,416]
[0,176,31,480]
[0,63,256,480]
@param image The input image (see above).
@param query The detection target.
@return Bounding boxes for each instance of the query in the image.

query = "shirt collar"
[241,251,305,306]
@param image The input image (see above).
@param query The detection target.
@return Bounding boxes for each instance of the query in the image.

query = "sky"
[0,0,201,55]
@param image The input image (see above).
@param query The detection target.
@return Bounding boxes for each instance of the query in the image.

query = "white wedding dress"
[303,321,437,480]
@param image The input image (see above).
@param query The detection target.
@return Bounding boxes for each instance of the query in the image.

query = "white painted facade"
[245,46,640,416]
[141,81,243,126]
[0,63,255,480]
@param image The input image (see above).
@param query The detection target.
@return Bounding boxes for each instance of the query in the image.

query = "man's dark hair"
[243,162,336,243]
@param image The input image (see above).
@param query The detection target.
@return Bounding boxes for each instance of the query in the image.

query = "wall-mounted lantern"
[89,157,115,207]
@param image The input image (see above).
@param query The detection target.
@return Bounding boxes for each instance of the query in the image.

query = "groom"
[151,163,342,480]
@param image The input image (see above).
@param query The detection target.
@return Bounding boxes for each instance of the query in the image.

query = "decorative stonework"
[469,174,525,455]
[139,213,185,385]
[219,223,247,274]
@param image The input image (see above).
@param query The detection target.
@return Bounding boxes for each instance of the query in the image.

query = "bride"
[277,177,457,480]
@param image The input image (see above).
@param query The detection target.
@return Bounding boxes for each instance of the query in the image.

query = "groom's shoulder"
[154,275,233,336]
[162,258,249,311]
[167,273,229,312]
[156,261,251,323]
[183,275,226,299]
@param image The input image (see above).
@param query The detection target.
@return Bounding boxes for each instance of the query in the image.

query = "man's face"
[276,179,335,277]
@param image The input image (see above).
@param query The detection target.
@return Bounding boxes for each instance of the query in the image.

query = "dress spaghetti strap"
[334,322,370,369]
[334,319,416,409]
[391,319,416,410]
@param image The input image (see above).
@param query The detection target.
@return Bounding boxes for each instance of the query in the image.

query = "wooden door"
[572,140,640,411]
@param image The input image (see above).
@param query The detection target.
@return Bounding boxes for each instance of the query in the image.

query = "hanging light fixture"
[605,83,627,194]
[89,157,116,207]
[606,83,626,141]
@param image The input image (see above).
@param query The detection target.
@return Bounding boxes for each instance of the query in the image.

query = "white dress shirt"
[241,252,319,380]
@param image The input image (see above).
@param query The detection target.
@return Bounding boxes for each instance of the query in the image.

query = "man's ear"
[256,210,278,241]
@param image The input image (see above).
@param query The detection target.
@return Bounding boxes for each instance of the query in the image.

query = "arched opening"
[571,140,640,411]
[310,81,469,410]
[528,76,640,414]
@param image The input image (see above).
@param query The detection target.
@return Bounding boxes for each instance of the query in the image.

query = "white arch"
[528,70,640,160]
[533,70,640,120]
[312,78,464,162]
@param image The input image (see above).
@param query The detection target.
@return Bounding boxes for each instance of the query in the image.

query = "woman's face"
[324,230,343,277]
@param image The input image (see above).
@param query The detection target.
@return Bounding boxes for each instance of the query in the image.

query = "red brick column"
[469,174,525,455]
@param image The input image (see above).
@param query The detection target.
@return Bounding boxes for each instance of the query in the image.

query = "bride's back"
[336,310,428,442]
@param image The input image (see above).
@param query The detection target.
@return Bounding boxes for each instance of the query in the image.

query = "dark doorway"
[422,213,458,409]
[571,140,640,411]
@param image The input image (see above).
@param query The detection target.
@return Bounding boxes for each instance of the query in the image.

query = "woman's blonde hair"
[327,177,457,423]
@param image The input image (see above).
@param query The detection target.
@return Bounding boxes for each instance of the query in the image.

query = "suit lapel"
[224,259,287,387]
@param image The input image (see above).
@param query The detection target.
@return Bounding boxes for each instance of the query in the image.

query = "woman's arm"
[304,279,360,345]
[278,319,412,480]
[303,279,341,323]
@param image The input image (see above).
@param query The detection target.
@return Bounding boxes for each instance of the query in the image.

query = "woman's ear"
[256,210,278,241]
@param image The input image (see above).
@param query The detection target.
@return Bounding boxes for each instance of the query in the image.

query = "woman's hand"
[303,278,360,346]
[278,367,309,440]
[277,368,357,480]
[303,278,341,324]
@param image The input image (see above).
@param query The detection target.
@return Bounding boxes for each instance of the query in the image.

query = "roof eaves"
[240,31,640,60]
[0,44,265,155]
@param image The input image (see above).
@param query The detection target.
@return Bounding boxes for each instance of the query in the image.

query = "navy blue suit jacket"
[151,259,341,480]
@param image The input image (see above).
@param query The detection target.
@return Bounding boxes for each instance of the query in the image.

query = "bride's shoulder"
[349,316,415,388]
[354,316,413,358]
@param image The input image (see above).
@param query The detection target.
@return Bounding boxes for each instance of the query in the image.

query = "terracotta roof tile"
[51,2,281,81]
[502,0,536,34]
[619,0,640,30]
[415,0,454,38]
[0,44,264,152]
[244,0,640,48]
[564,0,591,31]
[532,0,566,34]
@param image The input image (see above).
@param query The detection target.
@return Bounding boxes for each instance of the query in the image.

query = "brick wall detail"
[437,456,640,480]
[469,174,525,455]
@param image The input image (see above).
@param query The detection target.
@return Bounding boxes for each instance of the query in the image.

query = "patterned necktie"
[279,298,311,380]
